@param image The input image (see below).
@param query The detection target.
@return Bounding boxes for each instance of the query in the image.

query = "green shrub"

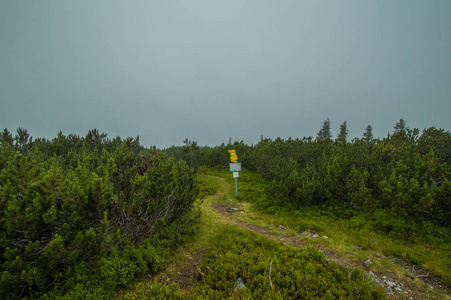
[0,129,198,298]
[126,227,386,299]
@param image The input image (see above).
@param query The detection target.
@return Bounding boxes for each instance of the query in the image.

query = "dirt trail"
[143,175,449,300]
[212,201,450,300]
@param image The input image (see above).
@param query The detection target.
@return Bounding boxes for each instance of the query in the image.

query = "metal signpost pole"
[232,171,239,197]
[229,150,240,198]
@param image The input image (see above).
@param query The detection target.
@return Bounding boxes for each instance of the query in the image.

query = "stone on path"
[385,281,396,288]
[226,207,239,213]
[234,278,245,291]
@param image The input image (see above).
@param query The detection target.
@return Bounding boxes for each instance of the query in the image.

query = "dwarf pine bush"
[0,129,198,298]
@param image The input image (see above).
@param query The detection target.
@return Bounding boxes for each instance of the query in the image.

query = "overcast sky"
[1,1,450,148]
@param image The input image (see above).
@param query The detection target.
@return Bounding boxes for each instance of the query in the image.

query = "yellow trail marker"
[228,149,238,162]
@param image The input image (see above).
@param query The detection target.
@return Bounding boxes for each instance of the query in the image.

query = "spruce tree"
[316,118,332,140]
[337,121,348,141]
[394,118,407,133]
[363,125,373,142]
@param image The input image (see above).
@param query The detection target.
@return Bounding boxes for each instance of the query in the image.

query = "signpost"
[233,171,239,196]
[230,162,241,172]
[228,150,239,196]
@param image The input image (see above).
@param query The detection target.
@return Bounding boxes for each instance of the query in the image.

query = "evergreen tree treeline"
[0,129,198,298]
[165,121,451,230]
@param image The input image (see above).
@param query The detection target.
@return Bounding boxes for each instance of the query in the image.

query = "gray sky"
[1,1,450,148]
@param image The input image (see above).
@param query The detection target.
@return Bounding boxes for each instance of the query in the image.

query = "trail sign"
[228,149,238,162]
[230,163,241,172]
[228,150,240,196]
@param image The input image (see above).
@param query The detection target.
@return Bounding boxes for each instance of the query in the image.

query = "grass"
[198,166,451,284]
[116,167,451,299]
[238,205,451,283]
[113,173,229,298]
[123,226,386,299]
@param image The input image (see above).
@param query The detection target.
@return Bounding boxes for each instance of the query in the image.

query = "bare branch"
[269,260,273,290]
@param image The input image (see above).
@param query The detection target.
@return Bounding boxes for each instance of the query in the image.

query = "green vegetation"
[123,169,449,299]
[0,129,197,298]
[125,227,386,299]
[199,167,451,285]
[163,119,451,283]
[2,119,450,299]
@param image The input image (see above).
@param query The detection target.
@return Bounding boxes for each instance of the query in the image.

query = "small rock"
[226,207,239,213]
[234,277,245,291]
[385,281,396,288]
[177,272,181,275]
[363,259,372,269]
[322,236,328,239]
[312,234,319,238]
[395,287,402,292]
[239,211,245,213]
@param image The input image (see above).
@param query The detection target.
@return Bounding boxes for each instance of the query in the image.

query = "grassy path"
[117,173,450,299]
[207,175,449,299]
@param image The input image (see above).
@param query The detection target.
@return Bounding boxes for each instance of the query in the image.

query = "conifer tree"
[394,118,407,133]
[0,128,14,147]
[363,125,373,142]
[0,128,198,298]
[337,121,348,141]
[316,118,332,140]
[14,127,31,151]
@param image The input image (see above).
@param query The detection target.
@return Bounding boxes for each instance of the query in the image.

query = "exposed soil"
[212,202,450,300]
[152,249,207,291]
[170,249,206,291]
